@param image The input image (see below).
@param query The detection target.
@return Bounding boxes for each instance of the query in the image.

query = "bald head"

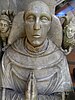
[26,1,50,14]
[24,1,51,21]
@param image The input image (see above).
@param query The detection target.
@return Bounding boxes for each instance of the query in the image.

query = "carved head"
[23,1,51,47]
[66,24,75,39]
[0,14,11,33]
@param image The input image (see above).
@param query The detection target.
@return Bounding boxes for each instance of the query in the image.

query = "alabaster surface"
[0,0,72,100]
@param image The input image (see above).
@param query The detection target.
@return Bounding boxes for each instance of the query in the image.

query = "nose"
[34,18,40,30]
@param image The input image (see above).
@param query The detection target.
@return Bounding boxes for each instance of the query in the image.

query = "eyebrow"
[25,12,35,16]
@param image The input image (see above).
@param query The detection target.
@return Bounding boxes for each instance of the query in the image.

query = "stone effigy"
[1,0,72,100]
[61,16,75,55]
[0,10,15,49]
[0,10,12,60]
[0,10,15,60]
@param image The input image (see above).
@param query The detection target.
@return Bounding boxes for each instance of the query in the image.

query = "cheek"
[42,22,50,29]
[4,27,9,31]
[41,24,50,34]
[72,32,75,35]
[25,23,34,32]
[5,27,8,30]
[25,24,33,38]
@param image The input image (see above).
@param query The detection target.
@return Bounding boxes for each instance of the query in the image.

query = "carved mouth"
[1,30,5,32]
[33,35,40,38]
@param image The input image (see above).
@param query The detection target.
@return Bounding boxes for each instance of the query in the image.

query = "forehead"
[0,19,9,24]
[67,25,75,30]
[26,1,50,16]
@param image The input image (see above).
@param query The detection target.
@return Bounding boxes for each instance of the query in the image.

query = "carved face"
[0,19,10,33]
[66,25,75,39]
[24,1,51,47]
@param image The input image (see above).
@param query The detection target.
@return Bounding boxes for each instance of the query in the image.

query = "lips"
[32,35,41,38]
[1,30,5,32]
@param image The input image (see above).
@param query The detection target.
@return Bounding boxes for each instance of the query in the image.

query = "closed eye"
[26,15,35,22]
[40,16,50,23]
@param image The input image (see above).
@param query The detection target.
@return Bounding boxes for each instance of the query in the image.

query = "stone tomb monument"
[0,0,72,100]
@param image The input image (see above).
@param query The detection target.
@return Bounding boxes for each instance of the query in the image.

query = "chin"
[32,41,42,47]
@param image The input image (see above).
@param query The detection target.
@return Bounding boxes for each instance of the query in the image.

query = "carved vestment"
[2,38,71,95]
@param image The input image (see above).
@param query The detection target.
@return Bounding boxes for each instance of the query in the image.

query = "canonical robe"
[1,37,72,99]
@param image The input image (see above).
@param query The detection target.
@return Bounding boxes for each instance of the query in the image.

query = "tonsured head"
[23,1,51,47]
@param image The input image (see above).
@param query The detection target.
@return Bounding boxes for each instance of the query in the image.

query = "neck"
[25,38,49,55]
